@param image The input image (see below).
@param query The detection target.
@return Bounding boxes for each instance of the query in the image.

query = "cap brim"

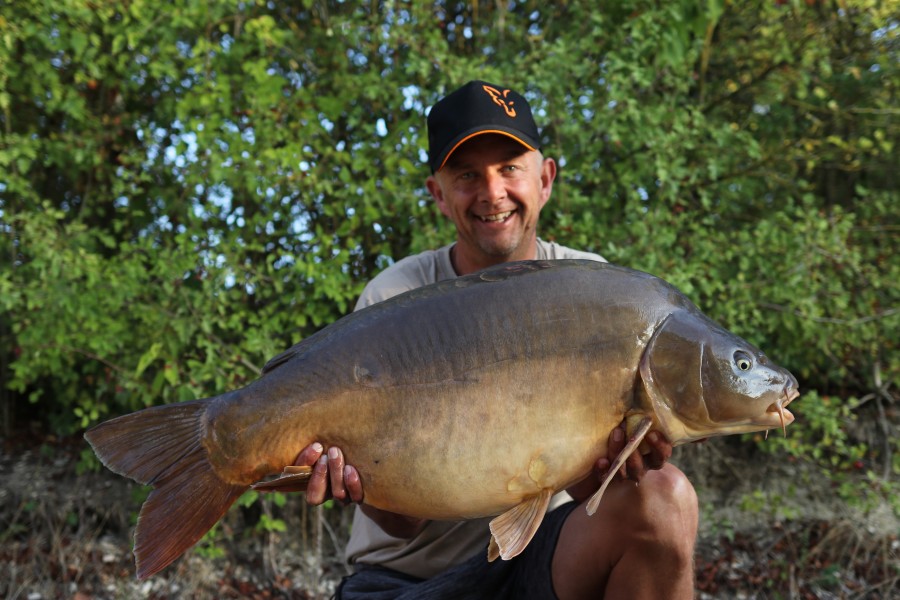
[434,128,538,172]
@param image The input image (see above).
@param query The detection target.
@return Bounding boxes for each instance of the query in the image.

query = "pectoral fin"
[585,417,653,516]
[251,465,313,492]
[487,488,553,562]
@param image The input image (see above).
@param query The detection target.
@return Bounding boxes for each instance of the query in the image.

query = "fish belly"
[277,354,627,520]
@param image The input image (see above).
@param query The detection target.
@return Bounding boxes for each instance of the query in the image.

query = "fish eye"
[734,351,753,371]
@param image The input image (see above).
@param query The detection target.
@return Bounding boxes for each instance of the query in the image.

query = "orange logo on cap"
[482,85,517,118]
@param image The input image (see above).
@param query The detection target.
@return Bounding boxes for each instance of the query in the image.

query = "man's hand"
[294,442,426,538]
[293,443,364,505]
[567,423,673,503]
[598,423,673,483]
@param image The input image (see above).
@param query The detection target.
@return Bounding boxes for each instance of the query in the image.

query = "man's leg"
[551,464,698,600]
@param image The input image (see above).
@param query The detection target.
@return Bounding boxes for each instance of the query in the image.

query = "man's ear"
[539,157,556,209]
[426,174,451,218]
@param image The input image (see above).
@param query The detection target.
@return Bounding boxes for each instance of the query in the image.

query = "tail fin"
[84,399,247,579]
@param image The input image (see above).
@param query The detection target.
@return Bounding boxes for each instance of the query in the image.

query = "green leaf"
[136,342,162,377]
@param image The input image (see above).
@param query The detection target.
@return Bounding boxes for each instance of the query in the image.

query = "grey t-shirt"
[345,239,606,579]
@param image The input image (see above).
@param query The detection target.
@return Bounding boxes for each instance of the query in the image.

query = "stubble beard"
[475,223,534,260]
[477,236,520,258]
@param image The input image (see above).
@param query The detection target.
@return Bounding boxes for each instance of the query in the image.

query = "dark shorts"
[335,501,579,600]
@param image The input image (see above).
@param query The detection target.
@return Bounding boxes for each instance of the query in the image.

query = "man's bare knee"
[597,466,698,599]
[634,465,698,540]
[551,465,698,599]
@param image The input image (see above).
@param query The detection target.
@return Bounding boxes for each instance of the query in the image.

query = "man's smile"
[477,210,516,223]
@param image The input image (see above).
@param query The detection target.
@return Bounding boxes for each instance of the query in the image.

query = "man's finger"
[306,454,329,505]
[344,465,364,504]
[624,449,644,482]
[608,425,626,456]
[294,442,324,467]
[327,447,346,501]
[643,431,672,471]
[595,456,612,479]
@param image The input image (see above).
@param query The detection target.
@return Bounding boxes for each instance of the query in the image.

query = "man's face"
[426,134,556,274]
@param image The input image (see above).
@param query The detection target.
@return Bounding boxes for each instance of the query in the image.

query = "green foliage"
[256,491,289,534]
[760,388,900,513]
[1,0,897,514]
[762,391,866,469]
[702,501,736,543]
[194,523,227,561]
[740,487,801,522]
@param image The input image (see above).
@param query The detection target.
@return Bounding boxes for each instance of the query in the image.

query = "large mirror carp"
[85,259,799,579]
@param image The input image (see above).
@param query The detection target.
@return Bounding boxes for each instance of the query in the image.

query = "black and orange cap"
[427,80,541,173]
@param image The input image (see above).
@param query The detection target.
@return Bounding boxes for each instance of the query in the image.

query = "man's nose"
[480,171,507,201]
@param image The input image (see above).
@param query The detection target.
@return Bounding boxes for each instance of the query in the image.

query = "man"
[294,81,699,599]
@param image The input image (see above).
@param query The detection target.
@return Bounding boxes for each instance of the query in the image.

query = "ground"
[1,431,897,599]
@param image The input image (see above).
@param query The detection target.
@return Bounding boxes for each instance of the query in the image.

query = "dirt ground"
[1,431,897,599]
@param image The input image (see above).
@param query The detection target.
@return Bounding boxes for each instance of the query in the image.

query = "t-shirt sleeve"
[353,248,453,311]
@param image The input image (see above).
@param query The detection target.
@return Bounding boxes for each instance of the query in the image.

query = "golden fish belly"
[219,353,630,520]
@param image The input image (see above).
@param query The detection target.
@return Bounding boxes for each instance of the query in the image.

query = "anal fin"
[487,488,553,562]
[251,465,313,493]
[585,417,653,516]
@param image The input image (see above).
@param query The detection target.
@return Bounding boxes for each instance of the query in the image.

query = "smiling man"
[425,81,557,272]
[295,81,699,599]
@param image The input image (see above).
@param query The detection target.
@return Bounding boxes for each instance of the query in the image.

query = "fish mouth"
[765,385,799,436]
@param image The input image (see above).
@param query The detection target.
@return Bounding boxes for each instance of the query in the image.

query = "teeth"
[481,211,513,222]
